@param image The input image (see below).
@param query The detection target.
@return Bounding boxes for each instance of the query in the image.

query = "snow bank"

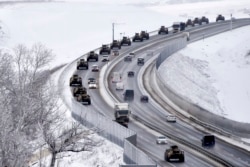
[159,25,250,123]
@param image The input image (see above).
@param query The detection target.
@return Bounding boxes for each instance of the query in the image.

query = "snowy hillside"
[159,25,250,123]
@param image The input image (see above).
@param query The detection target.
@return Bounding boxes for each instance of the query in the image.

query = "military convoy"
[110,40,121,49]
[216,14,225,22]
[99,44,111,55]
[158,26,169,34]
[120,36,131,46]
[114,103,131,127]
[69,74,82,87]
[87,51,99,62]
[165,145,185,162]
[77,59,88,70]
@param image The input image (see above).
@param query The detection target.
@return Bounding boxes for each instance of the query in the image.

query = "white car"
[91,65,99,72]
[116,82,124,90]
[156,136,168,144]
[166,114,176,122]
[88,82,97,89]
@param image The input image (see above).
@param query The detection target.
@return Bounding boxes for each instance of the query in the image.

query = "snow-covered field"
[1,0,250,166]
[159,25,250,123]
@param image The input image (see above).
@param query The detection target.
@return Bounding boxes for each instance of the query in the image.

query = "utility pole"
[112,22,125,42]
[230,13,232,31]
[112,22,114,41]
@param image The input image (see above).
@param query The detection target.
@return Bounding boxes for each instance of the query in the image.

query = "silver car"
[156,136,168,144]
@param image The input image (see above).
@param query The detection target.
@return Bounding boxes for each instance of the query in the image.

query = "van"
[116,82,124,90]
[124,89,134,101]
[202,135,215,147]
[111,72,121,83]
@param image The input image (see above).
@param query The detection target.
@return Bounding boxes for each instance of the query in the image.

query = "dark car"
[202,135,215,147]
[124,89,134,101]
[127,71,134,77]
[140,95,148,103]
[137,58,144,66]
[124,55,132,62]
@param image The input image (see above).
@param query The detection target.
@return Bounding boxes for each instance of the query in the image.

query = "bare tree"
[0,43,58,167]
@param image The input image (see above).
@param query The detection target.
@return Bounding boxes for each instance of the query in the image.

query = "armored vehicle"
[216,14,225,22]
[158,26,169,34]
[140,31,149,40]
[200,16,209,24]
[120,36,131,46]
[110,40,121,49]
[72,87,87,97]
[77,59,88,70]
[132,33,143,42]
[186,19,193,27]
[193,17,201,25]
[137,58,144,66]
[202,134,215,147]
[69,74,82,87]
[99,44,111,55]
[165,145,185,162]
[87,51,98,62]
[76,94,91,105]
[114,103,131,127]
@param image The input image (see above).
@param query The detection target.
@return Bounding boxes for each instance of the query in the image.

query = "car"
[137,57,144,66]
[88,77,96,84]
[127,71,134,77]
[116,82,124,90]
[88,82,97,89]
[140,95,148,103]
[124,89,134,101]
[166,114,176,122]
[91,65,99,72]
[156,136,168,144]
[202,134,215,147]
[112,50,119,56]
[101,54,109,62]
[129,52,135,56]
[124,55,132,62]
